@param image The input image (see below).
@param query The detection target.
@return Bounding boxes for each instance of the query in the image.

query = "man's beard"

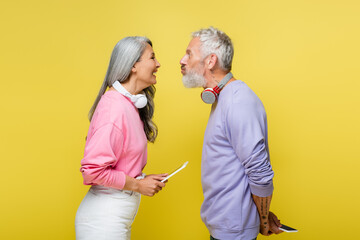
[182,69,206,88]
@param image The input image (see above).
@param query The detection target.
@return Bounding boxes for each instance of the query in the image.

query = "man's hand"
[260,211,283,236]
[268,211,283,234]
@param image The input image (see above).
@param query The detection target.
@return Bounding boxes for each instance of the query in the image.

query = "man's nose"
[180,55,187,65]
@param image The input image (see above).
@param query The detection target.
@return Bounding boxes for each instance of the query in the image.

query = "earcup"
[201,88,218,104]
[130,94,148,108]
[112,81,148,108]
[200,72,233,104]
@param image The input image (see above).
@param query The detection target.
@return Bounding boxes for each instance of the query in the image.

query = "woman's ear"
[131,65,137,73]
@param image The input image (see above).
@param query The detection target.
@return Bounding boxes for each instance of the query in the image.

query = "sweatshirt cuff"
[108,170,126,190]
[249,181,274,197]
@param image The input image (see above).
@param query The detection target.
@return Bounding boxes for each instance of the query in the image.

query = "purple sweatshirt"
[201,80,274,240]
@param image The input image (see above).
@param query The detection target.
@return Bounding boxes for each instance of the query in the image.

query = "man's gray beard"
[182,70,206,88]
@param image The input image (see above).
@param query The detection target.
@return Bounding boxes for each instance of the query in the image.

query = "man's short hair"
[192,27,234,71]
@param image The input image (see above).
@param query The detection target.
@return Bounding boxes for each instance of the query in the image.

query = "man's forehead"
[187,37,201,52]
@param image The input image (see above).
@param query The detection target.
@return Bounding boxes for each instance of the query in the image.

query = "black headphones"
[201,72,233,104]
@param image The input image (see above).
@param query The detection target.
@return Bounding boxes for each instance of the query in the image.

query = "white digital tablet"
[279,224,298,232]
[161,161,188,183]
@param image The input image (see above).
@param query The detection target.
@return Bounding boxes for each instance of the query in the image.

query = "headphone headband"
[217,72,233,89]
[112,81,148,108]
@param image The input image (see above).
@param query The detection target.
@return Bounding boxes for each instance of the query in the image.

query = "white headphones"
[201,72,233,104]
[112,81,148,109]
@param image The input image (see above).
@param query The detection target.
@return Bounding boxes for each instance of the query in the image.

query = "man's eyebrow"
[186,49,191,54]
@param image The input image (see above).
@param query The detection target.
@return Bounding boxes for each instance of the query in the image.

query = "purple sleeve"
[226,102,274,197]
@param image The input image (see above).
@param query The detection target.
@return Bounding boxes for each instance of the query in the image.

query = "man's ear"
[207,54,218,70]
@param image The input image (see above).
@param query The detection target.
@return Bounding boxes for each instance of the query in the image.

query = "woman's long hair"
[88,37,158,142]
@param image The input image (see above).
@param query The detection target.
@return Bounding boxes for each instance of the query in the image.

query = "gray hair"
[88,36,158,142]
[192,27,234,71]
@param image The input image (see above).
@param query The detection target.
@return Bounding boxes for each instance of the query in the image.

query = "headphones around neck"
[112,81,148,109]
[201,72,233,104]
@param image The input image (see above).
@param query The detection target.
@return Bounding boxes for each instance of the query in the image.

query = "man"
[180,27,283,240]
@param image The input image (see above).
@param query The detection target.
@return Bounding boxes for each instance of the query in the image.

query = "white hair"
[192,27,234,71]
[88,36,158,142]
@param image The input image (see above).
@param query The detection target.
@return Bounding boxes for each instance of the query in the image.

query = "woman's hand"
[137,174,168,196]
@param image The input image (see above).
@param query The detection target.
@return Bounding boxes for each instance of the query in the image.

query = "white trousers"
[75,185,141,240]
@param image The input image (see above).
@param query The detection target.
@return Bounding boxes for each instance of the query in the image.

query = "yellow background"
[1,0,359,239]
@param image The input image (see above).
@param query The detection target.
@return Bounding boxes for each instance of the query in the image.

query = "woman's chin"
[143,80,156,88]
[151,76,157,84]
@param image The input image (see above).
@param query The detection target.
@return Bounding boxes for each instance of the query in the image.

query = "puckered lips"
[181,66,186,75]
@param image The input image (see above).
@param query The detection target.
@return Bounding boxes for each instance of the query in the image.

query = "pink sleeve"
[80,123,126,189]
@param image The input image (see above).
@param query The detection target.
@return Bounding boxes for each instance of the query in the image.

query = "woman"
[75,37,167,240]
